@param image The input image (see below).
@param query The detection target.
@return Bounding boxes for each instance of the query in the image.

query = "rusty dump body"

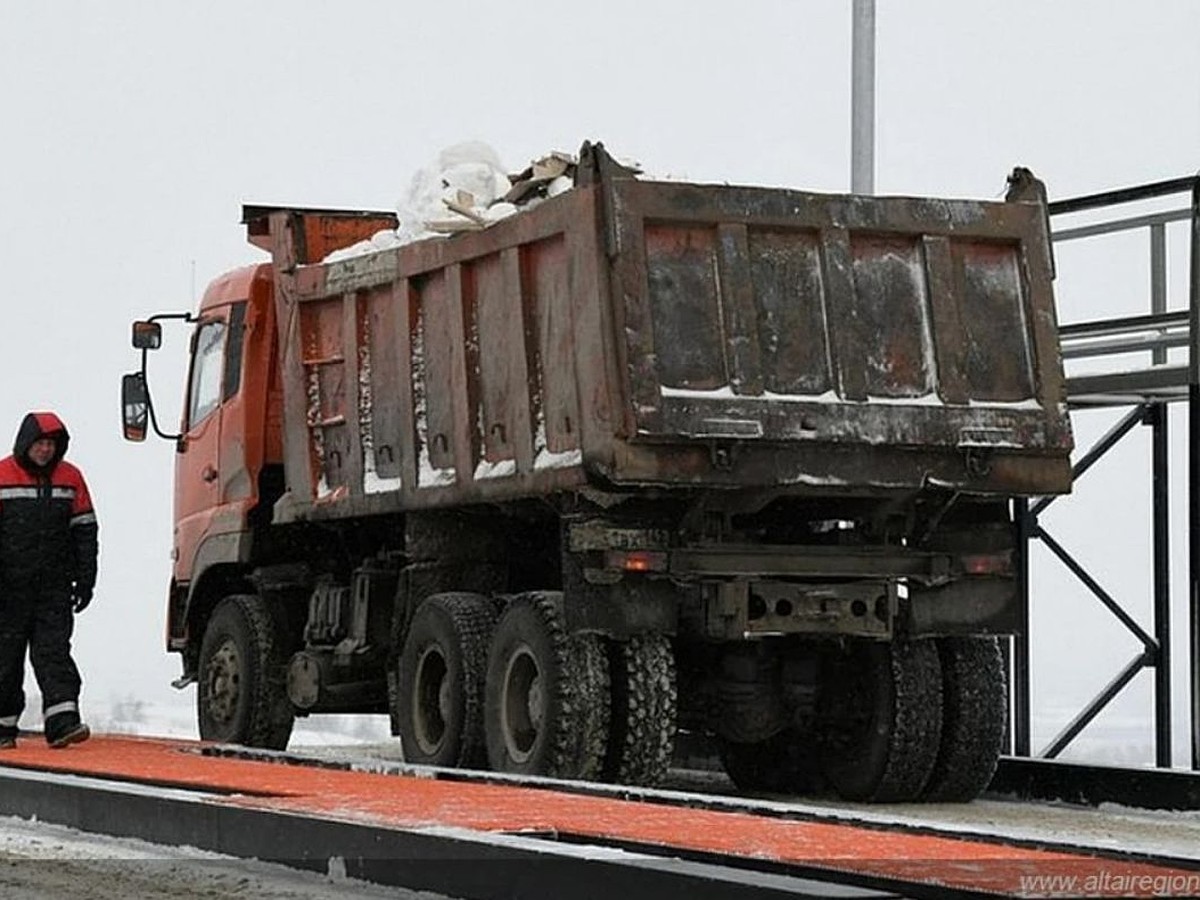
[142,145,1075,803]
[256,156,1071,523]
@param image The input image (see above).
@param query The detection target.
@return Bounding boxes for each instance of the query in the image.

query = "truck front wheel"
[395,592,497,769]
[197,594,294,749]
[484,592,610,780]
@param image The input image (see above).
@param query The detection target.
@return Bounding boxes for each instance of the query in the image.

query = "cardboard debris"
[413,150,585,237]
[443,195,489,225]
[502,151,578,206]
[532,152,572,180]
[426,219,487,234]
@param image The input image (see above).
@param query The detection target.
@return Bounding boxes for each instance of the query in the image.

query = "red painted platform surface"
[1,733,1196,898]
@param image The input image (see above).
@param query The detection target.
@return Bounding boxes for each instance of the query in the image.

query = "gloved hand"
[72,583,93,614]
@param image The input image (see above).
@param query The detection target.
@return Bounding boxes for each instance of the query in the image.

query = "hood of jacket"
[13,411,70,473]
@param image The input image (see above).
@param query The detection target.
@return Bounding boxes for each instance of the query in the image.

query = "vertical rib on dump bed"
[265,168,1071,524]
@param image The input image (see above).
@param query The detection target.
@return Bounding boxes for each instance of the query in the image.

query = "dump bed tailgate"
[608,179,1070,467]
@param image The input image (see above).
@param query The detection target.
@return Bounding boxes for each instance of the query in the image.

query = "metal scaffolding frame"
[1013,174,1200,769]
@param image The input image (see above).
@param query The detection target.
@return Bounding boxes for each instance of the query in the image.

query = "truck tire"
[485,592,610,780]
[920,636,1007,801]
[818,638,942,802]
[395,592,497,769]
[601,634,677,786]
[717,728,820,794]
[197,594,294,750]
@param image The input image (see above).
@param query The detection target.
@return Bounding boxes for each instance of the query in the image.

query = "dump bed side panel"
[607,180,1071,491]
[268,190,611,521]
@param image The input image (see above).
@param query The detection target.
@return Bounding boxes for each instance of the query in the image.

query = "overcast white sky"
[1,2,1197,762]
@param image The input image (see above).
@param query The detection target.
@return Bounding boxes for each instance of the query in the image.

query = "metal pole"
[1189,178,1200,770]
[851,0,876,194]
[1150,223,1171,767]
[1153,403,1171,766]
[1013,498,1031,756]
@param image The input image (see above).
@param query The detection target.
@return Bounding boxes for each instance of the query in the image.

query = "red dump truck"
[122,143,1072,802]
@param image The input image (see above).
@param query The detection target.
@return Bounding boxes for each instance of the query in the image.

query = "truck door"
[173,308,233,584]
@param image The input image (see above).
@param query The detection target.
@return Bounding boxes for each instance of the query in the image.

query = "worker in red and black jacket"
[0,412,98,749]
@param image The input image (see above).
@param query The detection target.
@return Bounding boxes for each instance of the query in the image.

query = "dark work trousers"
[0,581,81,736]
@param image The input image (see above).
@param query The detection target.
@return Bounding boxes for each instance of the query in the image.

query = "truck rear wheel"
[920,636,1007,801]
[395,592,497,769]
[601,634,677,786]
[818,638,942,802]
[197,594,294,750]
[485,592,610,780]
[718,728,820,794]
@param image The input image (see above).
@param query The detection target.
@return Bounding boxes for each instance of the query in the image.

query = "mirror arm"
[148,311,197,326]
[139,311,196,442]
[144,376,183,443]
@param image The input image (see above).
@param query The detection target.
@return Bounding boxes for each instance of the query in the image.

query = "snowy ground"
[64,694,398,748]
[0,816,448,900]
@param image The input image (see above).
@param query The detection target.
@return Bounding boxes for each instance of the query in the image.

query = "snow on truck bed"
[323,140,593,264]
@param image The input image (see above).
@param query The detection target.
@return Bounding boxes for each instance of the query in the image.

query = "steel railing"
[1014,173,1200,769]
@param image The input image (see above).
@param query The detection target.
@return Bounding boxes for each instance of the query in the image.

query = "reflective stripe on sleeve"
[0,487,77,501]
[70,512,97,527]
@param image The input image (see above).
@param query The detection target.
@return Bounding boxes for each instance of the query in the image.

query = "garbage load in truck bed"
[252,144,1071,522]
[124,142,1072,805]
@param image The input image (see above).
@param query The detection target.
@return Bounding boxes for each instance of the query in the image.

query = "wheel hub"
[206,640,241,726]
[412,645,449,754]
[501,643,541,763]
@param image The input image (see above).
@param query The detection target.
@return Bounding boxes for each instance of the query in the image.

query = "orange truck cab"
[123,208,395,669]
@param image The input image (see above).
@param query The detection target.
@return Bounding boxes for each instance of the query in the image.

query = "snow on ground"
[61,694,398,748]
[0,815,448,900]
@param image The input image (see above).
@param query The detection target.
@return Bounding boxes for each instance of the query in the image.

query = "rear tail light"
[604,550,669,573]
[960,552,1013,576]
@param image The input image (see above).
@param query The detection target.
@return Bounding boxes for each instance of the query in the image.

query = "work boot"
[45,710,90,749]
[49,723,89,748]
[0,736,15,750]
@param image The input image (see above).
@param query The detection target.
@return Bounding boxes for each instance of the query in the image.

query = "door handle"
[201,465,219,483]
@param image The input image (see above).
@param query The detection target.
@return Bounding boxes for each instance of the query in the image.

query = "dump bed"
[261,162,1072,523]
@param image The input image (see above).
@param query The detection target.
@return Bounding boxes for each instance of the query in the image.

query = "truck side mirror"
[132,321,163,350]
[121,372,150,442]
